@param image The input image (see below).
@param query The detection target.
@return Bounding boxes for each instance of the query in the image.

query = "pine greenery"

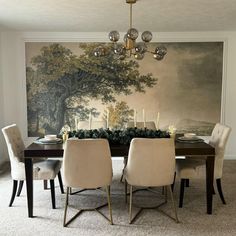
[68,128,170,145]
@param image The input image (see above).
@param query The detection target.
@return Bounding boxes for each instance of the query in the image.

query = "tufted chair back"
[209,123,231,179]
[127,121,156,130]
[2,124,25,163]
[2,124,26,179]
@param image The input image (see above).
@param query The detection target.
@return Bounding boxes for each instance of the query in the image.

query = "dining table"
[24,138,215,218]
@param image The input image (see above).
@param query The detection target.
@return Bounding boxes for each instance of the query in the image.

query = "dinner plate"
[178,136,200,141]
[34,138,62,144]
[177,136,204,143]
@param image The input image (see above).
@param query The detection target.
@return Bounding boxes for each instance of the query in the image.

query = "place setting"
[34,134,63,145]
[177,133,204,143]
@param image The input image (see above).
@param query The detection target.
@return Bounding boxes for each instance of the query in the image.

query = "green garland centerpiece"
[67,127,170,145]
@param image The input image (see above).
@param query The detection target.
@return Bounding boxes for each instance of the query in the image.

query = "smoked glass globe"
[108,31,120,42]
[135,42,147,53]
[127,28,139,40]
[141,31,152,42]
[134,52,144,60]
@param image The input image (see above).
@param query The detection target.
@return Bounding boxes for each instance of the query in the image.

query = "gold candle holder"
[62,132,69,142]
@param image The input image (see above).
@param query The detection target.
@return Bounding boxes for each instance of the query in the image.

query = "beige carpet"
[0,159,236,236]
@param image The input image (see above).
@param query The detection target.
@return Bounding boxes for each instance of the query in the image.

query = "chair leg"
[212,184,216,194]
[168,185,179,223]
[179,179,185,208]
[50,179,56,209]
[120,156,128,182]
[120,172,124,182]
[43,180,48,190]
[186,179,190,187]
[171,172,176,191]
[216,178,226,204]
[17,180,24,197]
[106,186,113,225]
[129,185,133,224]
[9,180,18,207]
[125,180,128,203]
[63,187,69,227]
[57,171,64,194]
[162,186,165,195]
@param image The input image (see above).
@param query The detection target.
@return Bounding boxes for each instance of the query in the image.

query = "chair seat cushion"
[12,160,61,180]
[34,160,61,180]
[176,158,205,179]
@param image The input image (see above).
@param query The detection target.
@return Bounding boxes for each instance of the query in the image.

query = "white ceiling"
[0,0,236,32]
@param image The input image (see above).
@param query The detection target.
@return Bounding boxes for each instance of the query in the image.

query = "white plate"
[38,138,62,143]
[44,134,57,140]
[178,136,201,141]
[184,133,197,138]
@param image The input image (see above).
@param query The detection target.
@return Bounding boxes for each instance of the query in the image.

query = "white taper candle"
[89,112,92,130]
[106,109,109,129]
[75,117,78,130]
[143,109,146,128]
[134,109,137,127]
[156,112,160,130]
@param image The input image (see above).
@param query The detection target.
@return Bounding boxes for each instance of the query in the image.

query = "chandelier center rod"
[129,3,133,29]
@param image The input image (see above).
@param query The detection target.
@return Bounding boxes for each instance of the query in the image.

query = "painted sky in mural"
[25,42,223,136]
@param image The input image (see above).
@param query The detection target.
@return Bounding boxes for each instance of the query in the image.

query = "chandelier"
[94,0,167,61]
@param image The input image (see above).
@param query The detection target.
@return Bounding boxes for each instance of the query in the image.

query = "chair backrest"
[126,138,175,187]
[2,124,25,163]
[77,121,89,129]
[127,121,156,130]
[91,120,107,129]
[77,120,107,130]
[63,139,112,189]
[209,123,231,178]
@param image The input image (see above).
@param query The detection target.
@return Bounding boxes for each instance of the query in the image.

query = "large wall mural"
[25,42,223,136]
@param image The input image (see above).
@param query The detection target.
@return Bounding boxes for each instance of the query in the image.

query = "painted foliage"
[25,42,223,136]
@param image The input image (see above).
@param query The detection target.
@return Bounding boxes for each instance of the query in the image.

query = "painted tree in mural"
[106,101,134,129]
[27,43,157,135]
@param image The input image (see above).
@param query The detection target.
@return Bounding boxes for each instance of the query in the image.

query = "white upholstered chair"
[2,124,63,209]
[77,120,107,130]
[62,139,113,227]
[120,121,157,182]
[124,138,179,223]
[127,121,156,130]
[176,123,231,207]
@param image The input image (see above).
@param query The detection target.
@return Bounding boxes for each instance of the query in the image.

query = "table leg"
[206,156,215,214]
[24,158,33,217]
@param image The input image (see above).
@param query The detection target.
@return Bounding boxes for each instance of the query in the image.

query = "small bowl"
[44,134,57,140]
[184,133,197,139]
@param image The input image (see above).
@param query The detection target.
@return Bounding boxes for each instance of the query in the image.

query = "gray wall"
[0,32,6,165]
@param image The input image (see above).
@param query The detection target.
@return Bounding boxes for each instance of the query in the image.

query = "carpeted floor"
[0,159,236,236]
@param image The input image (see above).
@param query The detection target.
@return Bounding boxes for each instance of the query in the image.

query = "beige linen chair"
[120,121,157,182]
[124,138,179,223]
[77,120,107,129]
[62,139,113,227]
[2,124,63,209]
[176,123,231,208]
[127,121,156,130]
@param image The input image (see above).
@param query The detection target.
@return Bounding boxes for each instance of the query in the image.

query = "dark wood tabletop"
[24,139,215,158]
